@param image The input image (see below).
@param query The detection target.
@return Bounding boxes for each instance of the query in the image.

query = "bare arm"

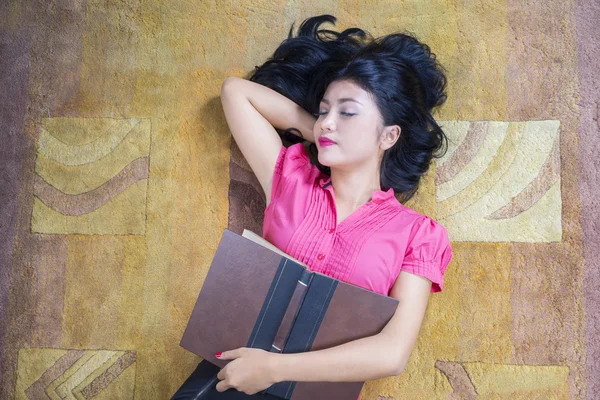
[271,271,433,383]
[222,77,316,143]
[220,77,316,206]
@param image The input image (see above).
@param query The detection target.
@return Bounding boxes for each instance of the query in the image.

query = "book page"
[242,229,309,270]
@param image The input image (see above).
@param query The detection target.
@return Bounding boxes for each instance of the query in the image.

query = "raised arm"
[220,77,317,206]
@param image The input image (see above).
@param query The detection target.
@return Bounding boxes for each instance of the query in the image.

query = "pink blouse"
[262,143,453,295]
[261,143,453,400]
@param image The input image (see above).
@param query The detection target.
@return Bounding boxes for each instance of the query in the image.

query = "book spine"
[269,268,312,353]
[266,273,338,399]
[246,258,306,353]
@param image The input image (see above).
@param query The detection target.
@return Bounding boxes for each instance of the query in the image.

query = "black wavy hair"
[244,14,449,204]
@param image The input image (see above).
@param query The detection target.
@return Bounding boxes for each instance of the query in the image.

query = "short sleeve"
[401,216,453,293]
[270,143,311,204]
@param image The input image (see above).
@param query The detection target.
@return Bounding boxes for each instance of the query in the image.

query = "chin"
[317,153,337,167]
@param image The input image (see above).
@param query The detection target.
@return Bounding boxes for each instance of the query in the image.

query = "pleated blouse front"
[262,143,453,296]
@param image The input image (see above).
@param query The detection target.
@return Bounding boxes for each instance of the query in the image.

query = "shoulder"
[381,206,452,262]
[409,215,450,244]
[387,203,450,240]
[398,214,453,293]
[404,214,453,273]
[274,142,311,178]
[387,202,449,240]
[268,143,321,207]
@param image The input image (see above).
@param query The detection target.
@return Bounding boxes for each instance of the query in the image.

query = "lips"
[318,137,336,145]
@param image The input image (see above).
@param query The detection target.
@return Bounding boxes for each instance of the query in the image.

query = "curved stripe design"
[39,117,125,145]
[485,134,560,220]
[31,181,148,235]
[33,156,149,216]
[36,119,146,165]
[436,122,513,202]
[434,360,477,399]
[435,121,488,186]
[435,120,472,164]
[434,120,561,242]
[34,124,151,194]
[437,122,524,220]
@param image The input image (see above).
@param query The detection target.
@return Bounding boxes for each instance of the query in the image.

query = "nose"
[320,112,336,132]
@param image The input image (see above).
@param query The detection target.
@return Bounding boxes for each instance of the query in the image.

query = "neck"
[329,166,381,209]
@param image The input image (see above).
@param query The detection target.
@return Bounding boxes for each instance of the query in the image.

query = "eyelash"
[313,111,355,117]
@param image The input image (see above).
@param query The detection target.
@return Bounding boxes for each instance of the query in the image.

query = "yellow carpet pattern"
[1,0,598,399]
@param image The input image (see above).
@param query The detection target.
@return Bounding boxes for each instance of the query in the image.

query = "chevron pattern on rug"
[15,348,137,400]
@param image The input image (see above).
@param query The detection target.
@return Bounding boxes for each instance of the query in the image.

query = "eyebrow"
[321,97,363,106]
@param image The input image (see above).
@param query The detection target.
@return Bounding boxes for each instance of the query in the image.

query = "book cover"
[180,229,398,399]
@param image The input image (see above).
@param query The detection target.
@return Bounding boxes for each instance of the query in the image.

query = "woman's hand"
[215,347,279,395]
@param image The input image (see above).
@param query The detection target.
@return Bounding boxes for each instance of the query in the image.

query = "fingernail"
[215,352,222,358]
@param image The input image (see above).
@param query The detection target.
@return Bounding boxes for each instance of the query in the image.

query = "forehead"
[322,80,369,103]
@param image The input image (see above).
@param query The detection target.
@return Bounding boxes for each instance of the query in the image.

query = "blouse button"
[329,228,335,234]
[317,253,325,261]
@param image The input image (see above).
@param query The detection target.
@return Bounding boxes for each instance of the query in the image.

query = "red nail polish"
[215,352,222,358]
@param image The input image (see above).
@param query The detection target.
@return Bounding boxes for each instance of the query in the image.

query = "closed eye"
[313,111,355,117]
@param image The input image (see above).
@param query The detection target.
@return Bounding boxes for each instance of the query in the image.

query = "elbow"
[221,76,242,95]
[391,364,406,377]
[378,335,408,376]
[390,358,408,376]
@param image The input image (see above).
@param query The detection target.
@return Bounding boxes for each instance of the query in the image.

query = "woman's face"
[313,79,393,170]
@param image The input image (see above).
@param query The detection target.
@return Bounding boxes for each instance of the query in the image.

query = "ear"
[380,125,401,151]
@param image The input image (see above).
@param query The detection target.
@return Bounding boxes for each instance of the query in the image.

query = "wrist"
[268,352,286,383]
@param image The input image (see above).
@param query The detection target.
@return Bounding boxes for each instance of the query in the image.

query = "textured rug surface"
[1,1,598,399]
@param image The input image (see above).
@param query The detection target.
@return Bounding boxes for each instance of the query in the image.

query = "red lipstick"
[318,137,336,146]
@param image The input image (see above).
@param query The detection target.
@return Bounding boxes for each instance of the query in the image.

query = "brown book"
[180,228,399,399]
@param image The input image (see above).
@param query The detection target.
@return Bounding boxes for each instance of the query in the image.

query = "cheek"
[349,121,378,145]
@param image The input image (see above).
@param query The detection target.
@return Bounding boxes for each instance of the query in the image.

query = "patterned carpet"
[1,1,598,399]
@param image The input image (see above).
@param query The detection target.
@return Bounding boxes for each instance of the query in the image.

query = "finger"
[215,380,230,392]
[218,347,244,360]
